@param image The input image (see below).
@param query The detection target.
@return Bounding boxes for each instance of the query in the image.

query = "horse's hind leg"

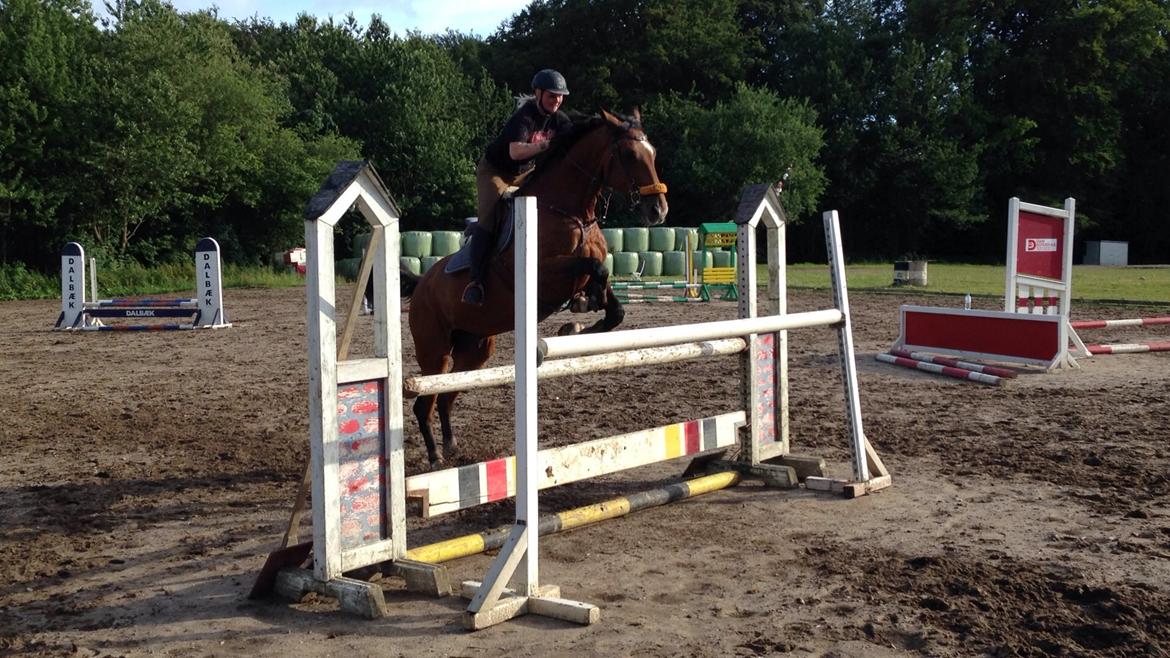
[412,329,454,468]
[436,332,496,460]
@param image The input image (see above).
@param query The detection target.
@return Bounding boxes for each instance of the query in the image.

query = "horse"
[402,109,669,467]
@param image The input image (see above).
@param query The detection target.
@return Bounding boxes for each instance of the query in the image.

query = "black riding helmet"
[531,69,570,95]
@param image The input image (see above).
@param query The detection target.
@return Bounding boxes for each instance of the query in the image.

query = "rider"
[461,68,573,305]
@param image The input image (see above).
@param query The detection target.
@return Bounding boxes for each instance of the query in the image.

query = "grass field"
[622,261,1170,306]
[6,260,1169,307]
[783,262,1170,305]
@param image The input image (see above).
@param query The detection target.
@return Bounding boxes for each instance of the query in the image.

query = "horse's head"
[600,109,669,227]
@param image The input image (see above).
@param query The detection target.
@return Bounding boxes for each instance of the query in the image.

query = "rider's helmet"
[531,69,570,96]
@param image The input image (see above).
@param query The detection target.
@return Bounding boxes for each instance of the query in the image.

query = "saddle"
[443,192,518,275]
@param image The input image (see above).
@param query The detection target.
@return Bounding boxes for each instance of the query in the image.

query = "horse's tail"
[399,266,421,299]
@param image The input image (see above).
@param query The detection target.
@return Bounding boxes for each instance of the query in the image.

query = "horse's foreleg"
[577,283,625,334]
[412,395,442,468]
[554,255,619,335]
[436,390,460,458]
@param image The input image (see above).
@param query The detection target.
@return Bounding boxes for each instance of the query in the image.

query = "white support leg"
[823,211,870,484]
[462,196,597,630]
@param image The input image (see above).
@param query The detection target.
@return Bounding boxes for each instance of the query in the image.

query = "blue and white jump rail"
[54,238,230,331]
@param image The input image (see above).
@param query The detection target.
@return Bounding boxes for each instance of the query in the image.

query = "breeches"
[475,159,528,233]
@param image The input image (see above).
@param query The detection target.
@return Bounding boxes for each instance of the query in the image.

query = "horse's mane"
[518,110,642,190]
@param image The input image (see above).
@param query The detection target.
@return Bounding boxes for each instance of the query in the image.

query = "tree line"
[3,0,1167,273]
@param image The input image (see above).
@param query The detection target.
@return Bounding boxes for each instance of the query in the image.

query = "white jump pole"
[538,309,844,361]
[406,337,747,397]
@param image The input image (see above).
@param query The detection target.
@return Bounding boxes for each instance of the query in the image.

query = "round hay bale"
[675,227,699,252]
[638,251,663,277]
[712,251,737,268]
[649,227,675,252]
[601,228,624,253]
[430,231,462,256]
[661,251,687,277]
[401,231,432,258]
[623,227,649,252]
[612,252,639,276]
[400,256,421,276]
[692,250,714,270]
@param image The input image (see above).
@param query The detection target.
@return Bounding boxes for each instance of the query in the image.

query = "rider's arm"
[508,140,549,161]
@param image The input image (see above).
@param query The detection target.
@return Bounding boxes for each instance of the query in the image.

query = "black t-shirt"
[484,99,572,176]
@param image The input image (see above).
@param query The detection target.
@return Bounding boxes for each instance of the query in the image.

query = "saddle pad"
[443,210,516,274]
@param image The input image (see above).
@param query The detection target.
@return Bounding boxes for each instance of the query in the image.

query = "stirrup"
[461,282,485,306]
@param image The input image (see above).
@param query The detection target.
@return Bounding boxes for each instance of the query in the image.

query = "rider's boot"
[461,225,492,306]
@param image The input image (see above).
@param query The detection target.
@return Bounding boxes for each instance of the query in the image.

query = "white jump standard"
[260,166,889,627]
[55,238,230,331]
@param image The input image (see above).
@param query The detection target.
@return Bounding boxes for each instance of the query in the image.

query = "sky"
[135,0,532,36]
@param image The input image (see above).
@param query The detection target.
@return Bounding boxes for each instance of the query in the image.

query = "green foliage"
[0,262,57,300]
[648,84,825,225]
[0,0,102,267]
[485,0,753,108]
[2,0,1170,276]
[231,17,510,230]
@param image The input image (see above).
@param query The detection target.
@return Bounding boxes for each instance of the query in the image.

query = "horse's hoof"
[557,322,585,336]
[570,294,589,313]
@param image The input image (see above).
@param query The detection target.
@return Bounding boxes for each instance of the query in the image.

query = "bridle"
[545,120,669,250]
[609,125,668,206]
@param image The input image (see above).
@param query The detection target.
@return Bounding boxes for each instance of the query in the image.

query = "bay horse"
[404,109,669,467]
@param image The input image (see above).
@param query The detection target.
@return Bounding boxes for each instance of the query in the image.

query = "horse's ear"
[601,109,621,126]
[630,107,642,123]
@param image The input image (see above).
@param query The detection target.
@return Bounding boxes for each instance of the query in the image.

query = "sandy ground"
[2,284,1169,657]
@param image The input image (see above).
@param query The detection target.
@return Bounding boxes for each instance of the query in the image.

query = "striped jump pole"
[888,348,1018,378]
[617,293,706,303]
[1072,317,1170,329]
[404,412,744,518]
[1086,341,1170,355]
[876,352,1005,386]
[407,471,740,564]
[611,281,700,290]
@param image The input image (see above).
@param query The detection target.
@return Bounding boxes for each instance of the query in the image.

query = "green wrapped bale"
[623,227,649,252]
[402,231,432,258]
[712,251,737,268]
[430,231,462,256]
[675,227,699,251]
[604,252,614,275]
[649,227,675,252]
[692,250,714,270]
[400,256,421,275]
[601,228,624,253]
[638,251,663,276]
[421,256,443,273]
[612,251,639,275]
[662,251,687,277]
